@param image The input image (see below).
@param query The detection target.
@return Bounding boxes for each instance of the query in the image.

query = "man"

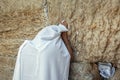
[13,20,74,80]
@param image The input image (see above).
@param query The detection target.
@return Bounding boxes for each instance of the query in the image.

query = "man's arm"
[60,21,74,61]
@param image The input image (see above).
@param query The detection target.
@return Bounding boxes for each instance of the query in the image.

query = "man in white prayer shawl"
[13,20,73,80]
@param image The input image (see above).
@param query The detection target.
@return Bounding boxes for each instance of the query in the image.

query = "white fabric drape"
[13,24,70,80]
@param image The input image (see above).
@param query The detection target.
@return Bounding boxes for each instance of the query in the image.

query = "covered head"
[31,24,68,49]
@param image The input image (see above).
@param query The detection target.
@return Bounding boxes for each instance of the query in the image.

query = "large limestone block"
[0,9,47,39]
[69,62,103,80]
[0,39,24,57]
[69,62,93,80]
[0,65,14,80]
[47,0,120,65]
[0,0,44,13]
[0,0,48,37]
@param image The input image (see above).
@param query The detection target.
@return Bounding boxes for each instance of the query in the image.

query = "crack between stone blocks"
[43,0,49,25]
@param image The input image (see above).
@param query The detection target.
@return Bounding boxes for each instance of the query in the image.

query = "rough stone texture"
[69,62,93,80]
[47,0,120,63]
[110,69,120,80]
[0,0,44,13]
[0,0,120,80]
[69,62,104,80]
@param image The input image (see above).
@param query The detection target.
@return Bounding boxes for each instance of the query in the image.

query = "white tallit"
[13,24,71,80]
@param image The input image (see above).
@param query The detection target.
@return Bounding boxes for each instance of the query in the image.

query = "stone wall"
[0,0,120,80]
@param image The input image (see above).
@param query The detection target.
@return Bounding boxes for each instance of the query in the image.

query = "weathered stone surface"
[110,69,120,80]
[0,0,45,14]
[0,9,47,38]
[90,63,102,80]
[69,62,93,80]
[0,39,22,57]
[47,0,120,63]
[0,0,120,80]
[0,66,14,80]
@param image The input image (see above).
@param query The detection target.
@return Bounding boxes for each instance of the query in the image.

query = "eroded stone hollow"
[0,0,120,80]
